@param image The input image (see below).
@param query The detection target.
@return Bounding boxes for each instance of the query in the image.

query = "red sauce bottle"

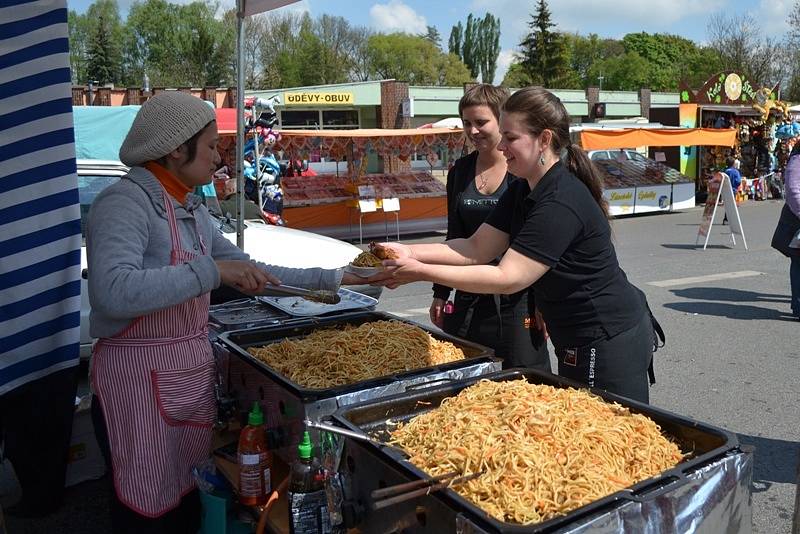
[238,402,272,506]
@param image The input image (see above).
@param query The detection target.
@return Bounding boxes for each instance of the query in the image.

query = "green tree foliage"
[501,62,533,88]
[462,14,480,78]
[85,0,123,85]
[366,33,472,86]
[519,0,570,87]
[478,14,500,83]
[68,10,90,84]
[448,22,463,57]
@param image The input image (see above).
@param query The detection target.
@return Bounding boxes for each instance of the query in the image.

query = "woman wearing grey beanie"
[86,92,351,532]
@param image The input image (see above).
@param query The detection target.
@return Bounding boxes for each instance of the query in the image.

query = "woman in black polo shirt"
[432,84,549,371]
[371,87,655,403]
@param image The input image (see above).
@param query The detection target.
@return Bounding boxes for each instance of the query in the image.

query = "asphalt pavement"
[6,198,798,533]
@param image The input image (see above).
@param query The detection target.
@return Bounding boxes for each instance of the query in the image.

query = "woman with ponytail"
[369,87,656,403]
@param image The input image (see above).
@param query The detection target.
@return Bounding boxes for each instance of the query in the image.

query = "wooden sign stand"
[696,172,748,250]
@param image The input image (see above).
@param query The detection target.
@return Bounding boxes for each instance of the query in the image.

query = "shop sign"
[633,185,671,214]
[603,188,635,216]
[284,92,354,105]
[679,72,766,105]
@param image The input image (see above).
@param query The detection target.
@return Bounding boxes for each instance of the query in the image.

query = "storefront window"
[280,109,360,130]
[322,110,359,129]
[280,110,320,129]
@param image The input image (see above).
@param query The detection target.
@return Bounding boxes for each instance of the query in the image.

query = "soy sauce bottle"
[288,431,331,533]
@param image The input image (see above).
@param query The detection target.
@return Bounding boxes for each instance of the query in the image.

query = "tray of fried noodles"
[333,368,738,532]
[217,311,498,398]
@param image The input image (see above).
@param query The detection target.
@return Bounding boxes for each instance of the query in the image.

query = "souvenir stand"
[272,128,464,240]
[678,71,791,198]
[579,127,736,215]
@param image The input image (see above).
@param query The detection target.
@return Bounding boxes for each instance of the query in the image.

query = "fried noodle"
[247,320,465,389]
[351,251,383,267]
[389,379,684,524]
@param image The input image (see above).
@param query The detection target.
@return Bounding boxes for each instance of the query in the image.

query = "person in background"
[86,92,359,533]
[369,87,657,403]
[771,142,800,320]
[430,84,549,370]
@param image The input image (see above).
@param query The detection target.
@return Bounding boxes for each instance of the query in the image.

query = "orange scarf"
[144,162,192,204]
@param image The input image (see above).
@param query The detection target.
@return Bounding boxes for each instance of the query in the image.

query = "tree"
[424,25,441,49]
[519,0,570,87]
[706,13,785,86]
[448,22,463,58]
[589,51,650,91]
[68,10,90,84]
[478,14,500,83]
[462,14,480,78]
[501,62,533,88]
[85,0,123,85]
[366,33,472,85]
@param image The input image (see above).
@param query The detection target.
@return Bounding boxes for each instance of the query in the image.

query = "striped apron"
[91,190,216,517]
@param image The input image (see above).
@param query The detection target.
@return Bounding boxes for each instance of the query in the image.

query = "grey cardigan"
[87,166,342,338]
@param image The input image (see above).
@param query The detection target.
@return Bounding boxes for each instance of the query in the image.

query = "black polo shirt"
[486,161,644,346]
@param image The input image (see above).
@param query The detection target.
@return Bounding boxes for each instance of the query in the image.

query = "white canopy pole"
[234,0,301,248]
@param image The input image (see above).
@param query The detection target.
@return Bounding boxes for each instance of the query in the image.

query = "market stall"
[678,71,792,196]
[577,126,735,215]
[271,128,464,239]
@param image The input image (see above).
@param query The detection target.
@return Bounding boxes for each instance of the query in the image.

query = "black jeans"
[443,290,550,371]
[92,395,201,534]
[554,313,653,404]
[0,366,79,517]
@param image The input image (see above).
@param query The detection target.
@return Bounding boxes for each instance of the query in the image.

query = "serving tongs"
[370,469,485,510]
[261,284,341,304]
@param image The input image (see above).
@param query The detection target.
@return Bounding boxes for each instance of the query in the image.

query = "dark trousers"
[92,395,201,534]
[0,366,79,517]
[791,256,800,317]
[554,313,653,404]
[443,291,550,371]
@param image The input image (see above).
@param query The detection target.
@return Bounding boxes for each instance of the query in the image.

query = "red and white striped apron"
[91,190,216,517]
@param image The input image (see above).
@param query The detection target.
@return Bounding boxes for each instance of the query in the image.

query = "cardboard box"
[65,396,106,487]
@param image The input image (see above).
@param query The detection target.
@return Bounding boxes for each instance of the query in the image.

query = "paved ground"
[6,199,798,533]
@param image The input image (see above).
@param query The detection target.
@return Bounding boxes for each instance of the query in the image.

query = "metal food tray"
[256,287,377,317]
[332,368,741,533]
[217,311,501,462]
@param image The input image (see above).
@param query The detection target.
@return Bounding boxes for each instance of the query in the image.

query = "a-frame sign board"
[696,172,748,250]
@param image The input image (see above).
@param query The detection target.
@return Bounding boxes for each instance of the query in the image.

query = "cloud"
[493,49,517,84]
[369,0,427,34]
[754,0,792,34]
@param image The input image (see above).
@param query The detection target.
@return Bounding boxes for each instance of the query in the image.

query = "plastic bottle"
[288,431,331,534]
[237,402,272,506]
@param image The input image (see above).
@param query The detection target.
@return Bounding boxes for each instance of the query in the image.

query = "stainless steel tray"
[257,287,377,316]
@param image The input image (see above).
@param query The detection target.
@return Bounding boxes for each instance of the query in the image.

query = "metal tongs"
[370,470,485,510]
[261,284,341,304]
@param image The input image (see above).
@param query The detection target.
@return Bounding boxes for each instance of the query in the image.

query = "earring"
[540,153,546,166]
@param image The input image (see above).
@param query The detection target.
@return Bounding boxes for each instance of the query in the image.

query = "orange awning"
[580,128,736,150]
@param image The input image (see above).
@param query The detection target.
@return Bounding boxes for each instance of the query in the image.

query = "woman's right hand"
[216,260,278,294]
[429,298,446,328]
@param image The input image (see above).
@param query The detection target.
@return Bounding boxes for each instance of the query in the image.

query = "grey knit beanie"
[119,91,217,166]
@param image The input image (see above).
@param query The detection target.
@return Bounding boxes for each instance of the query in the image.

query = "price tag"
[358,199,377,212]
[381,197,400,212]
[655,152,666,162]
[358,185,376,198]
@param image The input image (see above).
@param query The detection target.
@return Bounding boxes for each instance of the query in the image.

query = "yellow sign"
[638,191,657,201]
[284,92,354,105]
[610,191,633,201]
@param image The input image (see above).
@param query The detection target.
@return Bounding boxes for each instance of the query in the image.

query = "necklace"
[476,171,489,191]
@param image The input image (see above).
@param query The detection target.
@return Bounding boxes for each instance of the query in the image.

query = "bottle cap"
[298,431,313,459]
[248,402,264,426]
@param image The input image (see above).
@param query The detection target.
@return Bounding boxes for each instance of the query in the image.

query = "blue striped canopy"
[0,0,81,394]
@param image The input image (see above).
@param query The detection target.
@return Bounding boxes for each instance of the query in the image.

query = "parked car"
[78,160,379,358]
[587,149,647,162]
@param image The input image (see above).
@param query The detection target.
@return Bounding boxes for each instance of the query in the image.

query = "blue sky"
[67,0,795,83]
